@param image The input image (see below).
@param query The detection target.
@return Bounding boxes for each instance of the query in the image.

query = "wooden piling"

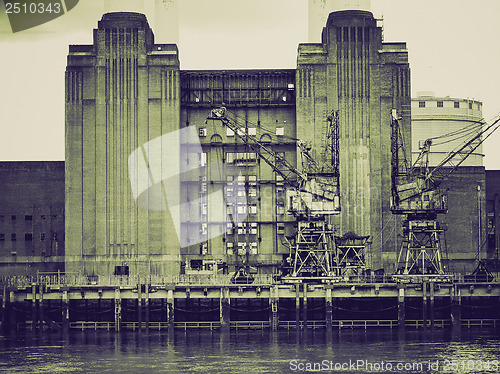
[220,287,230,331]
[429,282,435,330]
[451,285,461,333]
[295,284,301,329]
[270,286,278,331]
[62,289,69,331]
[137,283,142,330]
[325,286,333,332]
[422,282,428,330]
[167,288,174,329]
[397,285,405,330]
[114,288,121,332]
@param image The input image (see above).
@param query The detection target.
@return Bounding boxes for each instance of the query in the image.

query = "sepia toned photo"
[1,1,500,372]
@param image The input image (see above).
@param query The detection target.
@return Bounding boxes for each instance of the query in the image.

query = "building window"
[226,152,257,165]
[0,233,4,241]
[250,242,258,255]
[276,127,284,136]
[199,128,207,137]
[469,102,473,110]
[419,101,425,108]
[249,223,258,235]
[11,234,16,241]
[25,233,32,241]
[248,127,257,136]
[11,215,16,221]
[237,223,246,235]
[41,233,46,241]
[226,128,234,137]
[248,187,257,197]
[226,242,234,255]
[237,242,247,255]
[200,242,208,255]
[249,205,257,214]
[199,152,207,167]
[25,215,32,221]
[437,101,443,108]
[454,101,460,108]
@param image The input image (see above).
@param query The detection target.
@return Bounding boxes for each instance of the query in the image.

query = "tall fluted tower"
[296,10,411,270]
[65,13,180,276]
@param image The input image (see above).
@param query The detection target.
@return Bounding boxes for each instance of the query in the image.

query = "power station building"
[1,10,493,278]
[64,10,409,277]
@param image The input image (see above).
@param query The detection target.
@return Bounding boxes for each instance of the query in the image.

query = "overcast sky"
[0,0,499,168]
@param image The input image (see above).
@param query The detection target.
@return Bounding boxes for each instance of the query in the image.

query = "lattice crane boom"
[208,107,341,217]
[391,109,500,277]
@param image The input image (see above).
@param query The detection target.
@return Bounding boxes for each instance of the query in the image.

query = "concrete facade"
[486,170,500,270]
[65,13,181,276]
[297,10,411,270]
[64,10,410,276]
[0,12,491,278]
[179,70,297,274]
[0,162,65,276]
[436,167,486,274]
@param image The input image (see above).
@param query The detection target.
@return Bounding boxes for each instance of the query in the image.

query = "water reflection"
[0,328,499,373]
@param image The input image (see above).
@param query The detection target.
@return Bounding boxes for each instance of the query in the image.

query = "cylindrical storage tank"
[411,92,484,167]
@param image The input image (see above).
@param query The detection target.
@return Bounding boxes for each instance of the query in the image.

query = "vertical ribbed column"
[96,28,107,265]
[104,26,142,272]
[136,27,149,275]
[336,26,371,238]
[160,67,181,274]
[65,69,83,273]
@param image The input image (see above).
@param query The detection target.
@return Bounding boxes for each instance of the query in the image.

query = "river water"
[1,329,499,373]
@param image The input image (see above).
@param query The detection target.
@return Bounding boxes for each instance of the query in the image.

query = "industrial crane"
[208,107,356,281]
[390,109,500,281]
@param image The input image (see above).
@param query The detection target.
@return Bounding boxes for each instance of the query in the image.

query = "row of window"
[226,242,259,255]
[197,241,261,256]
[0,233,56,241]
[199,127,285,138]
[418,101,481,110]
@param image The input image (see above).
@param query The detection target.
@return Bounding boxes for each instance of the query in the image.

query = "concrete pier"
[2,275,500,332]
